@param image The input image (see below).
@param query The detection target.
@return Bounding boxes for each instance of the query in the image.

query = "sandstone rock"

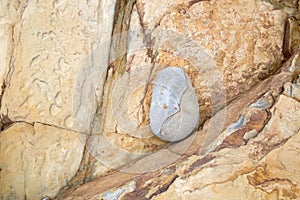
[0,25,12,96]
[56,67,299,199]
[268,0,299,10]
[0,0,116,132]
[284,50,300,73]
[0,0,299,199]
[0,0,26,24]
[152,95,300,200]
[284,81,300,101]
[94,0,288,164]
[283,75,300,101]
[0,0,27,97]
[0,123,86,199]
[146,0,286,101]
[160,129,300,200]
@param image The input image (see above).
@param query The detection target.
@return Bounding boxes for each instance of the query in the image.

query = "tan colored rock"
[152,95,300,199]
[94,0,288,164]
[0,0,27,96]
[0,0,26,24]
[0,123,86,199]
[0,25,12,94]
[165,130,300,200]
[0,0,116,132]
[56,68,298,199]
[1,0,299,198]
[154,0,286,98]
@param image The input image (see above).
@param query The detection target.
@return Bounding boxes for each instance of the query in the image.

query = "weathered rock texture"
[0,123,85,199]
[0,0,116,132]
[56,54,300,199]
[0,0,300,199]
[89,0,291,172]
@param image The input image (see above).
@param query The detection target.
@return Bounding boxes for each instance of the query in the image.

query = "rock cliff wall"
[0,0,299,199]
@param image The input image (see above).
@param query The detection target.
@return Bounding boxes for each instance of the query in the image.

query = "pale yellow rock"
[0,123,86,199]
[0,0,26,24]
[0,0,116,132]
[0,0,298,198]
[0,25,12,93]
[0,0,26,96]
[137,0,185,32]
[0,123,29,200]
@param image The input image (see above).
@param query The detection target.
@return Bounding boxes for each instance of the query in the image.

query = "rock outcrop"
[0,0,299,199]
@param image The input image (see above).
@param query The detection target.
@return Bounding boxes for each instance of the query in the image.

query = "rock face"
[0,0,300,199]
[152,94,300,200]
[90,0,289,169]
[0,123,85,199]
[56,63,300,200]
[0,0,116,132]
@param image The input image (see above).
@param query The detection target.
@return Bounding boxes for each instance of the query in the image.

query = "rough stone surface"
[153,95,300,199]
[0,123,85,199]
[0,0,300,199]
[0,0,116,132]
[56,79,300,200]
[94,0,289,161]
[147,0,287,100]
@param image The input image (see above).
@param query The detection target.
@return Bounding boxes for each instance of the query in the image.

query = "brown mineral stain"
[162,103,168,109]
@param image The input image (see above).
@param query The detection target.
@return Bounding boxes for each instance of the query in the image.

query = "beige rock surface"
[151,0,286,99]
[153,95,300,200]
[0,25,12,95]
[0,122,85,199]
[94,0,289,163]
[0,0,116,132]
[0,0,300,199]
[56,74,300,199]
[0,0,26,96]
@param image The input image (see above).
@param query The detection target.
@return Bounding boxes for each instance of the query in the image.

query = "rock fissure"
[148,175,179,199]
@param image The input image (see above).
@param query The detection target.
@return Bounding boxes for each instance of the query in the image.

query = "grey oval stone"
[150,67,199,142]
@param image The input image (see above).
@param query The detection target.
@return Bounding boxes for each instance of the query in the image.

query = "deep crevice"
[148,175,179,199]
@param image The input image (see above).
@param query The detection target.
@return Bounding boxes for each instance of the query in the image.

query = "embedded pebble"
[250,99,271,109]
[103,188,125,200]
[250,92,274,109]
[102,181,136,200]
[243,129,258,140]
[227,115,244,131]
[149,67,199,142]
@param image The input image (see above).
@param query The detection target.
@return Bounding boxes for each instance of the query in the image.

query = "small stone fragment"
[243,129,258,140]
[250,92,274,109]
[102,181,136,200]
[103,188,125,200]
[227,115,245,131]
